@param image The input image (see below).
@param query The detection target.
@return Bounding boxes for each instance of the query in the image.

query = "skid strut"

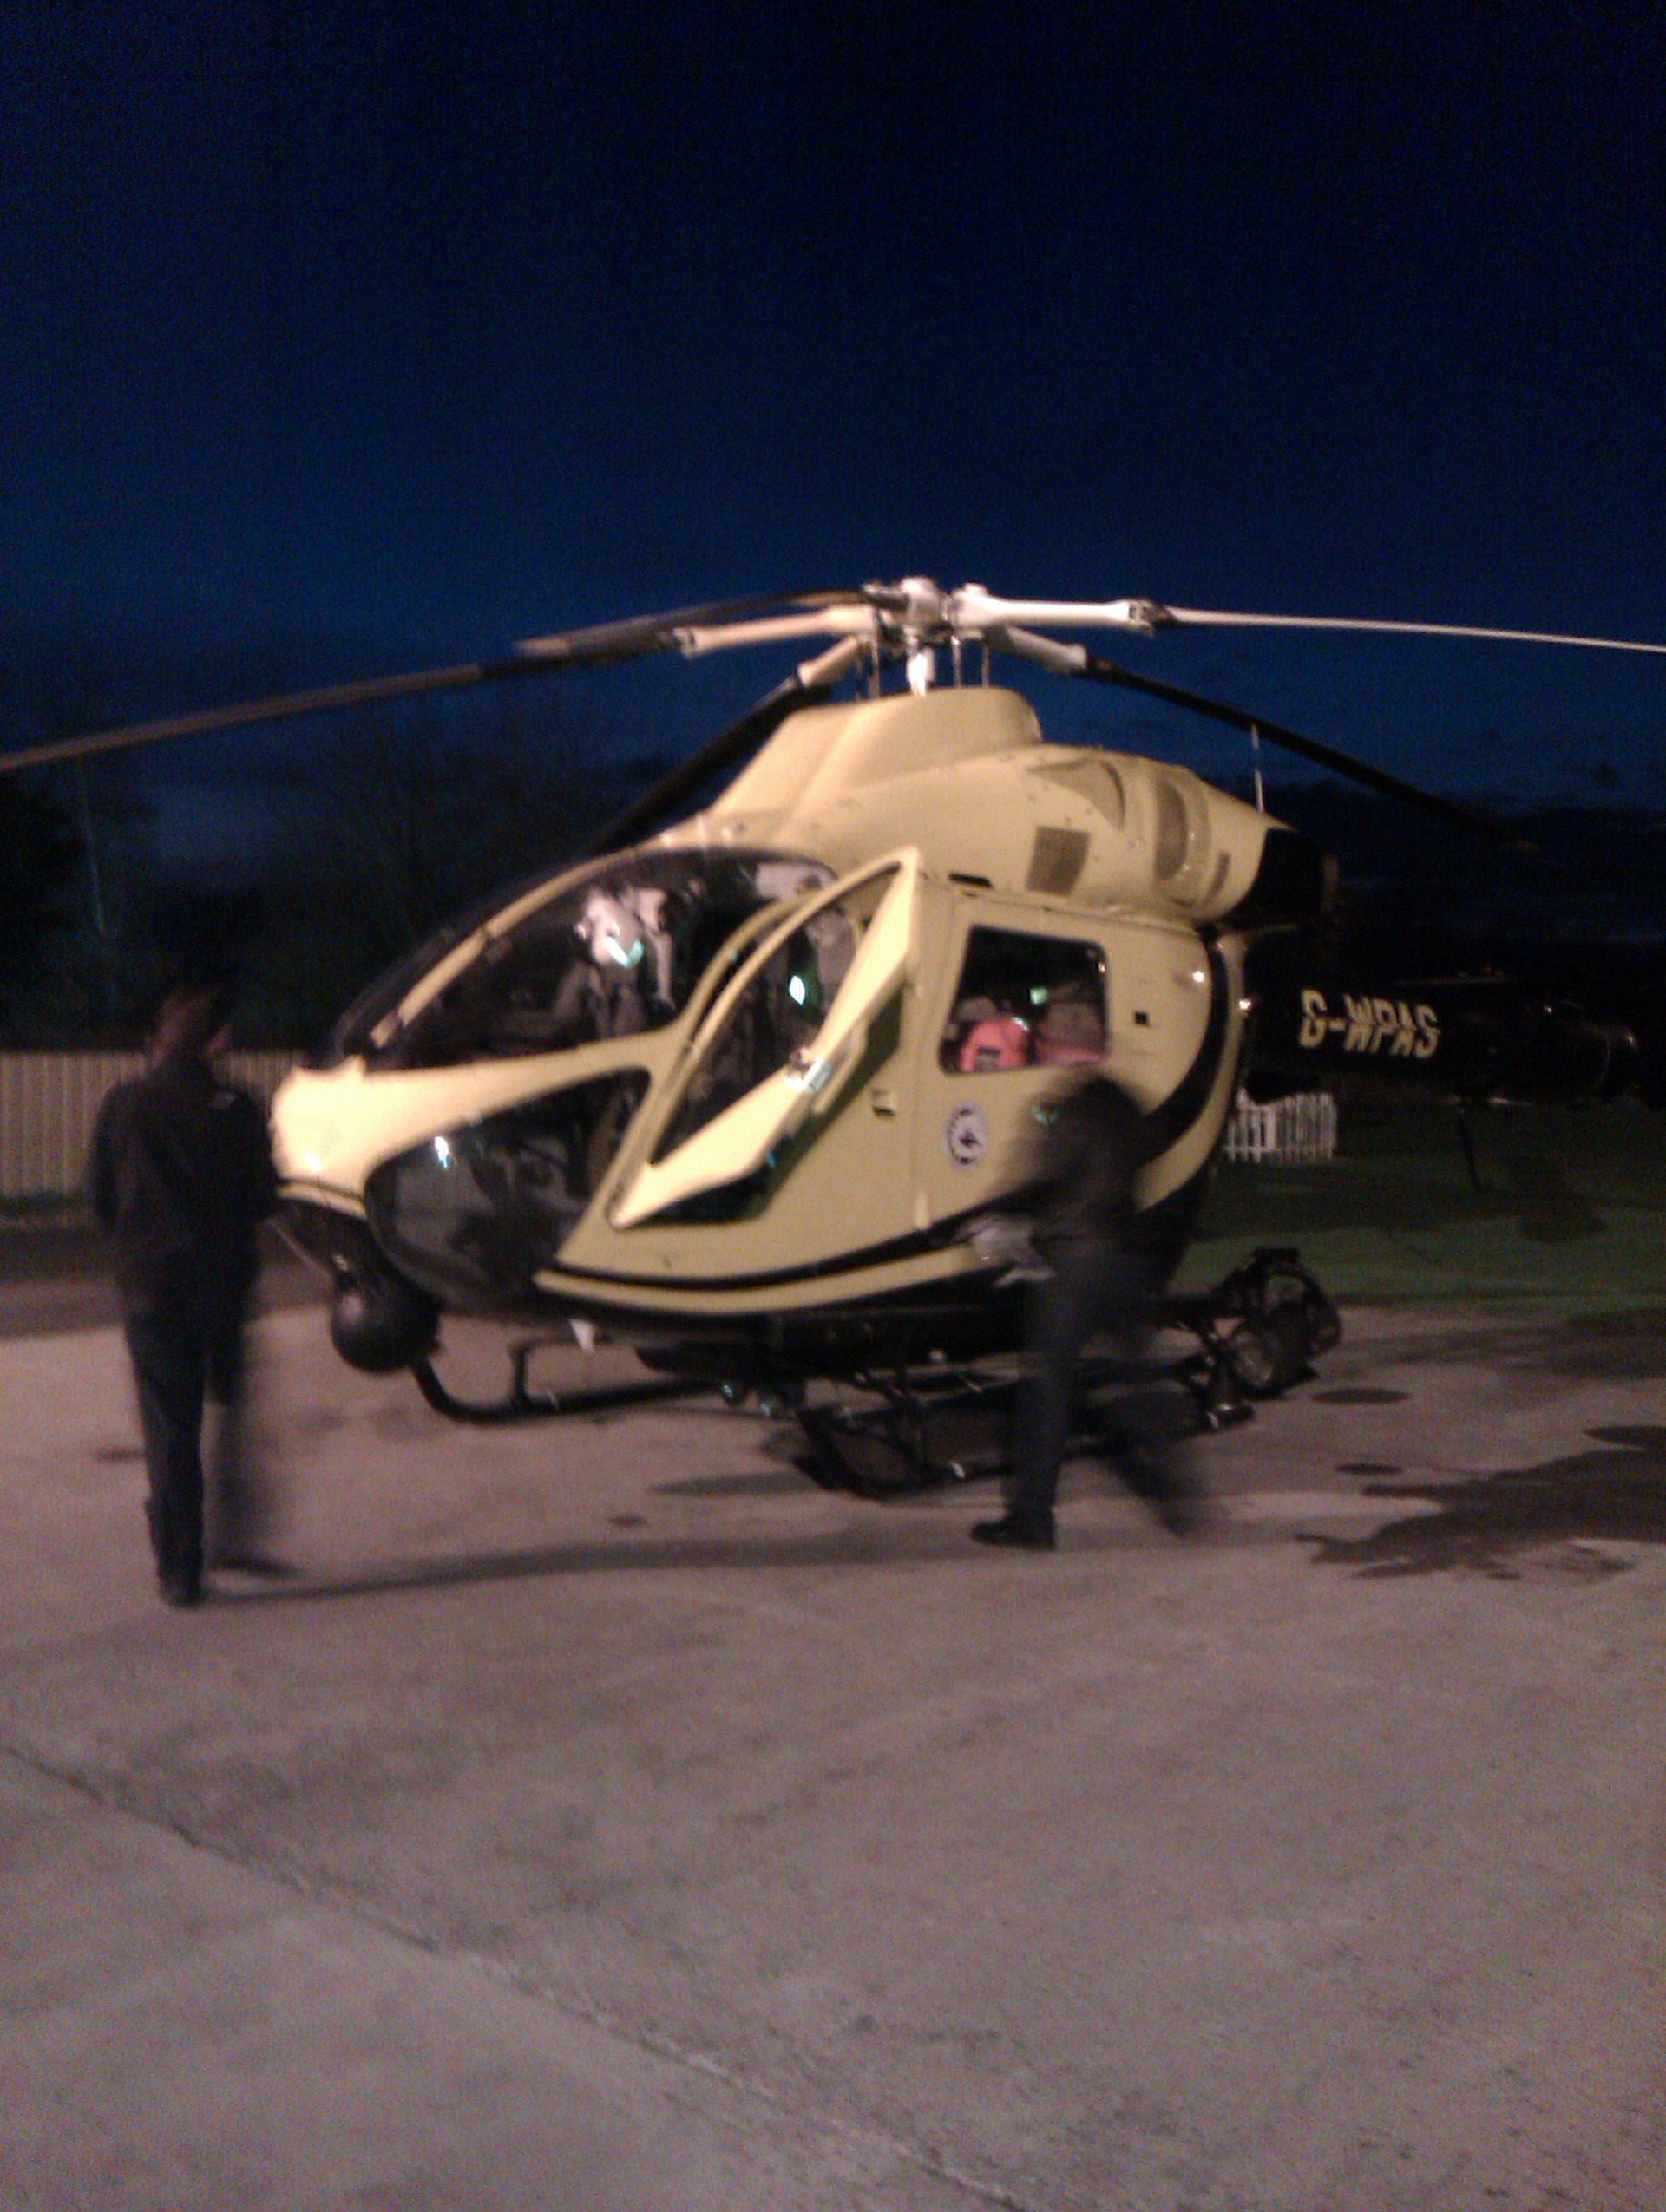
[413,1339,712,1425]
[794,1247,1342,1495]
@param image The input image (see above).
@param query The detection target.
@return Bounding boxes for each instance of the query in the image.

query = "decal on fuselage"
[944,1102,990,1166]
[1297,988,1440,1059]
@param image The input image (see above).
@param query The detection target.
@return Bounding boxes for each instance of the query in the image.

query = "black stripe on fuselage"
[549,946,1234,1297]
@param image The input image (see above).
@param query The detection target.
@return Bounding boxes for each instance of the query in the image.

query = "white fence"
[0,1052,297,1203]
[3,1057,1335,1202]
[1223,1089,1336,1165]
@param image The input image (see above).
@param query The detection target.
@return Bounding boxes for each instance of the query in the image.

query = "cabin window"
[940,926,1108,1073]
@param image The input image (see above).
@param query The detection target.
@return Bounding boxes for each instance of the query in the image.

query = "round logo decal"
[944,1102,989,1168]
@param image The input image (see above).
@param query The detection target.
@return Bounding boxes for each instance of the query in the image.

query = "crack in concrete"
[3,1736,1026,2211]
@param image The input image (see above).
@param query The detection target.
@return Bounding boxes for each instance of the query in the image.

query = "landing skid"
[406,1247,1341,1503]
[793,1247,1341,1499]
[412,1340,710,1425]
[1166,1244,1342,1430]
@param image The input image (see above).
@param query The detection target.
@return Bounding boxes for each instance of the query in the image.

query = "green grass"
[14,1096,1666,1318]
[1177,1094,1666,1315]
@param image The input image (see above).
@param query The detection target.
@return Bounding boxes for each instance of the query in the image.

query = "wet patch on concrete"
[1337,1460,1404,1476]
[1312,1386,1408,1405]
[1304,1424,1666,1578]
[653,1471,806,1499]
[291,1407,347,1441]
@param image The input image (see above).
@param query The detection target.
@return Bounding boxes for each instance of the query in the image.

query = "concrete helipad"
[3,1281,1663,2210]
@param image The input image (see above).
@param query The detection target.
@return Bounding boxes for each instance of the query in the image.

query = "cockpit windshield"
[346,849,835,1070]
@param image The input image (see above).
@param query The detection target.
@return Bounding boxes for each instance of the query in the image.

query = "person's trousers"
[1007,1247,1171,1521]
[124,1295,248,1593]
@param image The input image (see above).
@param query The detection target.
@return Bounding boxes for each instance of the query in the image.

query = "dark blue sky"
[5,1,1666,836]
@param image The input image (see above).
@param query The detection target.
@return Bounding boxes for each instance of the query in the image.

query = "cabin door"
[606,852,922,1262]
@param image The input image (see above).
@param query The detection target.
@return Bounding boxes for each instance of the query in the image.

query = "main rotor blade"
[1072,645,1530,848]
[0,586,866,776]
[1153,606,1666,655]
[577,636,867,859]
[0,656,535,775]
[962,589,1666,658]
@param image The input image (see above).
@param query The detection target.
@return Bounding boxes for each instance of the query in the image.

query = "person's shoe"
[970,1509,1057,1551]
[158,1574,204,1608]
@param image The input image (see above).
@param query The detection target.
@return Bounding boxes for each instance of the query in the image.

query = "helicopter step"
[790,1247,1341,1498]
[794,1367,1022,1498]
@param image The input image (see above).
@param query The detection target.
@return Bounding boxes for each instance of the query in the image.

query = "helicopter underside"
[281,1156,1214,1388]
[283,1184,1337,1508]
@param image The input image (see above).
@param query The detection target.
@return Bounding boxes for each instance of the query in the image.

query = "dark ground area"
[3,1267,1663,2209]
[0,1220,320,1338]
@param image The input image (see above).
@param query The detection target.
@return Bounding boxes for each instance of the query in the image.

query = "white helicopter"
[10,579,1663,1484]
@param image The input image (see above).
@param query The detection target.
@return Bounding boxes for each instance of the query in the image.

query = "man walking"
[972,1068,1204,1550]
[90,980,279,1606]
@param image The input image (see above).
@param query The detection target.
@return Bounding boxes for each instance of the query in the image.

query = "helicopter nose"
[1592,1019,1642,1103]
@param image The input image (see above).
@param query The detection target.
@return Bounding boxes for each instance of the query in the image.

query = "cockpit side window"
[368,851,832,1068]
[940,926,1108,1073]
[649,899,863,1160]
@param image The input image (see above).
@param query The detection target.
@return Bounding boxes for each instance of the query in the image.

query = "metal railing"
[0,1051,296,1203]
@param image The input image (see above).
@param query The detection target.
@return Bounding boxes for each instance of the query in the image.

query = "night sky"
[5,3,1666,854]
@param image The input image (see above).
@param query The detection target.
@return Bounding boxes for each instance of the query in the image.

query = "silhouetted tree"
[0,775,79,1037]
[243,703,640,1043]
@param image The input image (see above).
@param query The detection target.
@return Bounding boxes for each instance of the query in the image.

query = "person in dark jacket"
[89,982,279,1606]
[971,1069,1204,1550]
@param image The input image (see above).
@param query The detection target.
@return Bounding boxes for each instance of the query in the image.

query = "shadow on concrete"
[1361,1306,1666,1384]
[214,1518,1171,1604]
[204,1482,1225,1604]
[1501,1155,1606,1244]
[1302,1425,1666,1579]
